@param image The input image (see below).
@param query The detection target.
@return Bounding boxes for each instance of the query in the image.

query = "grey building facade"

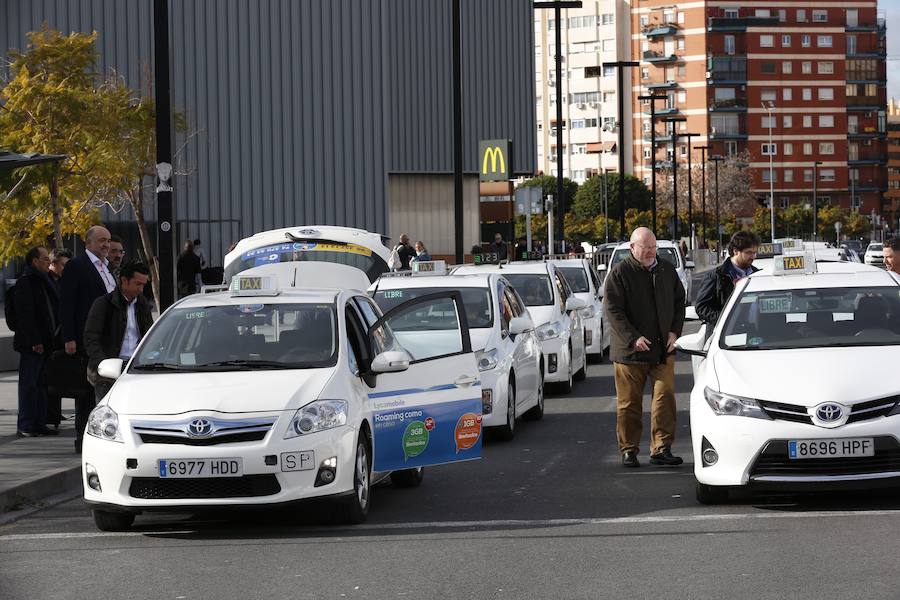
[1,0,536,264]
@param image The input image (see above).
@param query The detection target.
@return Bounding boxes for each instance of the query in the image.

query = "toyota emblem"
[815,403,843,423]
[187,418,213,437]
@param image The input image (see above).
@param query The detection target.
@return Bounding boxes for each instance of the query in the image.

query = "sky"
[885,0,899,100]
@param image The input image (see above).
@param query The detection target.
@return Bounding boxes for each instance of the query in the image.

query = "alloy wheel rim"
[356,443,369,508]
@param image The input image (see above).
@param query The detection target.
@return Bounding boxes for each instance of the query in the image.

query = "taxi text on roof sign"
[772,252,817,275]
[412,260,447,275]
[756,242,783,259]
[230,275,281,296]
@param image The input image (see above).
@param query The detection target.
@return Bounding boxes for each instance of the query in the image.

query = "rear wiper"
[131,363,188,372]
[195,360,295,369]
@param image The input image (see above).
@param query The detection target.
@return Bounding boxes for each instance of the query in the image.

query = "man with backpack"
[9,246,61,437]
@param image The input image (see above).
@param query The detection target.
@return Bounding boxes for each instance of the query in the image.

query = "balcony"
[646,80,678,90]
[643,50,679,64]
[643,24,680,37]
[848,131,887,140]
[709,99,747,112]
[846,96,882,111]
[707,16,778,32]
[643,135,674,144]
[649,106,680,117]
[707,70,747,84]
[709,128,747,140]
[849,158,886,166]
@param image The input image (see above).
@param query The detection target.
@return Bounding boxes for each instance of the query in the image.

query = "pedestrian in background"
[603,227,685,468]
[414,241,432,262]
[695,231,760,326]
[46,247,72,429]
[108,235,125,278]
[884,237,900,284]
[60,225,115,453]
[83,261,153,401]
[13,246,60,437]
[492,232,508,261]
[176,240,202,297]
[193,238,207,289]
[393,234,416,271]
[48,248,72,289]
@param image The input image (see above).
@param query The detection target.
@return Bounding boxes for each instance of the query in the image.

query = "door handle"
[455,375,477,387]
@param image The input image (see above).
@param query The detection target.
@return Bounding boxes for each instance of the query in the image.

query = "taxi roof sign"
[772,252,817,275]
[230,274,281,296]
[412,260,447,275]
[756,242,783,259]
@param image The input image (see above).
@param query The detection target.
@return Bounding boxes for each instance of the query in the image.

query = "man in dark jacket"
[394,234,416,271]
[491,233,508,261]
[695,231,760,326]
[83,261,153,401]
[60,225,115,451]
[46,247,72,430]
[603,227,685,468]
[176,240,202,297]
[13,247,61,437]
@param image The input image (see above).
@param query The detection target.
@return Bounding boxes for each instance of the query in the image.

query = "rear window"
[610,247,680,269]
[558,266,589,293]
[224,239,388,284]
[503,274,554,306]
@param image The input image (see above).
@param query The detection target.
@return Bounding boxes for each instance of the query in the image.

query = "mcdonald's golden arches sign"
[478,139,512,182]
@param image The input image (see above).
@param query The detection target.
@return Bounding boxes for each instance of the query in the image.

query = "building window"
[784,142,793,155]
[783,115,792,128]
[761,61,776,74]
[755,9,771,17]
[677,65,686,77]
[846,9,858,27]
[762,116,776,128]
[640,15,649,26]
[725,141,738,156]
[778,9,787,22]
[602,65,615,77]
[762,169,777,183]
[847,35,857,55]
[642,121,651,133]
[761,143,777,155]
[760,34,774,48]
[643,148,652,159]
[865,83,877,97]
[724,7,739,19]
[602,39,615,52]
[781,35,791,47]
[782,61,792,74]
[818,62,834,75]
[724,35,735,55]
[602,117,614,129]
[641,67,649,80]
[679,145,687,157]
[819,142,835,154]
[803,143,813,155]
[803,169,813,182]
[797,9,807,22]
[780,197,790,209]
[849,143,859,161]
[602,91,615,102]
[812,10,828,23]
[761,89,777,102]
[783,88,792,101]
[818,88,834,101]
[601,13,614,25]
[801,62,812,74]
[817,35,833,48]
[677,91,687,104]
[572,144,586,155]
[801,35,811,48]
[802,88,812,101]
[803,115,812,127]
[848,115,859,134]
[820,169,835,182]
[677,38,685,50]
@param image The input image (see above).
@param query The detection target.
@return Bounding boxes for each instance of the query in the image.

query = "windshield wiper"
[131,362,189,372]
[194,359,297,370]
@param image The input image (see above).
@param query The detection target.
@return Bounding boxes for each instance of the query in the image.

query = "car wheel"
[92,510,135,532]
[390,466,425,488]
[558,353,573,394]
[495,381,516,441]
[522,373,544,421]
[343,435,371,524]
[695,481,729,505]
[574,338,587,381]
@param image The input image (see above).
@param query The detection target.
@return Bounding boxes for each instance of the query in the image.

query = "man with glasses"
[695,231,761,325]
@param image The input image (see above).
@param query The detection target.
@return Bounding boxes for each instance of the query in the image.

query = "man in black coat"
[84,262,153,401]
[59,225,115,452]
[176,240,202,297]
[695,231,761,326]
[394,234,416,271]
[13,247,60,437]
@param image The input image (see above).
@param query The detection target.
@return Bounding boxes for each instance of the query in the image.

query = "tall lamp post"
[763,101,776,243]
[665,116,687,240]
[683,132,700,249]
[602,60,640,239]
[710,155,725,252]
[696,145,708,248]
[638,94,668,236]
[812,160,822,241]
[153,0,175,308]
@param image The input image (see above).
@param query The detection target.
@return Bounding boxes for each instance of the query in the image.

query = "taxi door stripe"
[367,382,480,400]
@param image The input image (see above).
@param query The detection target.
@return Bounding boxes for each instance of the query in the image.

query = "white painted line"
[5,509,900,541]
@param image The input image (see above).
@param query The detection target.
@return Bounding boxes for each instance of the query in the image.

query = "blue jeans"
[17,351,48,433]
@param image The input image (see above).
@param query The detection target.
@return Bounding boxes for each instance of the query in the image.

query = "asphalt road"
[3,273,900,600]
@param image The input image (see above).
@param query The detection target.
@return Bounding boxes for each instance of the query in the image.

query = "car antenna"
[292,267,297,288]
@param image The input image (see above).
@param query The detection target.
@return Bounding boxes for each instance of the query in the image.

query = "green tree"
[816,204,845,241]
[843,211,870,239]
[518,175,578,210]
[571,173,652,221]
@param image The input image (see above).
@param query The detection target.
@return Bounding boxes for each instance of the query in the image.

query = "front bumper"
[582,315,604,355]
[82,412,359,511]
[691,390,900,490]
[539,335,570,383]
[478,368,510,428]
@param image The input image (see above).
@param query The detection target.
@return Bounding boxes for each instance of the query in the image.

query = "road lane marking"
[5,508,900,541]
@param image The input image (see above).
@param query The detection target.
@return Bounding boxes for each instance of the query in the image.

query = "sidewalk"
[0,371,82,516]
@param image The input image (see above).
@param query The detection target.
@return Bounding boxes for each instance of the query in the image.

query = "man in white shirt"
[883,238,900,284]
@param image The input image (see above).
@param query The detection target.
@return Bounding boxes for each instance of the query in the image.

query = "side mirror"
[370,350,411,374]
[509,315,534,335]
[685,305,700,321]
[97,358,124,380]
[675,330,706,357]
[565,297,585,311]
[685,260,696,269]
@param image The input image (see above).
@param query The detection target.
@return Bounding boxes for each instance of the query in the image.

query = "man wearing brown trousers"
[603,227,685,468]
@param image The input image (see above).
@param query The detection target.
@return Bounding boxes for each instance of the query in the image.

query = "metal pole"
[698,146,707,248]
[812,161,819,241]
[555,4,564,251]
[153,0,175,309]
[638,95,667,237]
[687,136,693,249]
[452,0,464,263]
[616,66,626,239]
[765,103,775,243]
[671,121,678,240]
[711,156,722,253]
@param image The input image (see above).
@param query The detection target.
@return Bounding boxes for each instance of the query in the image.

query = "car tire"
[522,373,544,421]
[574,340,587,381]
[92,510,135,532]
[558,355,573,394]
[695,481,729,505]
[343,435,371,524]
[390,467,425,488]
[495,381,516,441]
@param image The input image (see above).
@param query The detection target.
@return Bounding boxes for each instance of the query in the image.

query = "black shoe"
[35,427,60,436]
[622,451,640,468]
[649,447,684,466]
[16,430,39,438]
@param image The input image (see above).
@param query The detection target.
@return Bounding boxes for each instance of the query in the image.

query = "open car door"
[366,291,482,472]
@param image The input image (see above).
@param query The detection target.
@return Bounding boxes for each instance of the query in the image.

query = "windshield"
[372,287,493,328]
[131,303,338,371]
[503,274,554,306]
[720,287,900,350]
[224,239,388,284]
[610,247,680,269]
[869,244,883,251]
[558,267,590,293]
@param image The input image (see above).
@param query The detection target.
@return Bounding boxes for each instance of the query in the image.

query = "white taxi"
[607,240,695,302]
[677,255,900,503]
[546,256,610,361]
[453,259,586,393]
[82,270,482,530]
[865,242,885,266]
[370,266,543,440]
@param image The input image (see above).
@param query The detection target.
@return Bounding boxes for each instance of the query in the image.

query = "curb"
[0,465,82,514]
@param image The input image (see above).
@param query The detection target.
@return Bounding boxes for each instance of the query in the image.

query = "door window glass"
[370,297,465,362]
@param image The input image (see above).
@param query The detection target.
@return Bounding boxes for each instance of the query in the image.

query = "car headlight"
[536,321,562,341]
[475,348,499,372]
[285,400,348,438]
[704,387,770,420]
[86,405,124,442]
[580,305,596,320]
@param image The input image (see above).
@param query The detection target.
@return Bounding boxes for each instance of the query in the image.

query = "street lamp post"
[638,94,668,236]
[696,145,708,248]
[710,155,725,253]
[812,160,822,241]
[602,60,640,240]
[763,101,775,243]
[666,116,687,240]
[153,0,175,308]
[683,132,700,250]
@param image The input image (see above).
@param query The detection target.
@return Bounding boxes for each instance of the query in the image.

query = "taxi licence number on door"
[158,458,243,478]
[788,438,874,460]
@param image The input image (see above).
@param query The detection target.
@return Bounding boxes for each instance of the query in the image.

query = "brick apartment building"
[631,1,887,217]
[888,99,900,228]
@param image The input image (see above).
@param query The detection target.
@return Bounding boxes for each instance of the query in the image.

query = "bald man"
[59,225,115,453]
[603,228,686,468]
